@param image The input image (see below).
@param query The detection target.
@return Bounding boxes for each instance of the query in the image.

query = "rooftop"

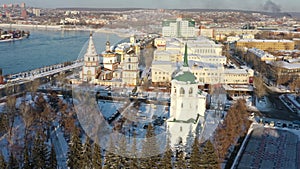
[173,71,197,84]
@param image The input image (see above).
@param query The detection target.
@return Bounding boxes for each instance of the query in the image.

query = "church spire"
[183,43,189,67]
[85,33,97,57]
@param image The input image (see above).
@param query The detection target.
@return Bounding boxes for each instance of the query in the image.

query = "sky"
[1,0,300,12]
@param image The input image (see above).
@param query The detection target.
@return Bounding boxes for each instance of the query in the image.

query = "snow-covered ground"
[98,100,125,119]
[0,103,5,113]
[200,110,222,141]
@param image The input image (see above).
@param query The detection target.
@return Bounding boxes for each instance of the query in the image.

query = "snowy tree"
[174,143,186,169]
[32,132,49,169]
[199,140,219,169]
[129,133,139,169]
[67,130,83,169]
[23,143,31,169]
[0,152,7,169]
[92,142,102,169]
[103,136,119,169]
[8,153,18,169]
[117,136,129,168]
[161,133,172,169]
[190,137,200,169]
[82,137,92,169]
[140,124,161,168]
[48,144,57,169]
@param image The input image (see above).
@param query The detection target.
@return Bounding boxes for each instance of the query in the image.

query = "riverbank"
[0,23,143,37]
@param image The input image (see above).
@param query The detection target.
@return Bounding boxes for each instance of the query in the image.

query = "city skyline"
[1,0,300,12]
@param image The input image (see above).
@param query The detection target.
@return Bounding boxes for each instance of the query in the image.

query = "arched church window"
[180,87,185,96]
[189,88,193,96]
[180,126,182,132]
[128,58,131,62]
[181,103,183,108]
[88,57,90,62]
[174,87,176,94]
[128,65,131,70]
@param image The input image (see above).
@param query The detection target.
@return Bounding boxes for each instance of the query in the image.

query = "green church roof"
[174,71,197,84]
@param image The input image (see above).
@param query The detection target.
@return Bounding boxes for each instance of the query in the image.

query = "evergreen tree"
[67,130,83,169]
[92,142,102,169]
[199,140,220,169]
[190,137,201,169]
[48,144,57,169]
[161,133,172,169]
[32,132,48,169]
[8,153,18,169]
[0,113,9,134]
[103,135,118,169]
[23,143,31,169]
[129,132,139,169]
[0,152,7,169]
[82,137,92,169]
[140,124,160,168]
[175,143,186,169]
[118,136,128,168]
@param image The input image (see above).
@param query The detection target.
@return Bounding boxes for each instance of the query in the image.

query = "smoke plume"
[263,0,281,13]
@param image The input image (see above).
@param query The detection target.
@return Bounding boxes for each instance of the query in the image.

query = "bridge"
[0,59,83,98]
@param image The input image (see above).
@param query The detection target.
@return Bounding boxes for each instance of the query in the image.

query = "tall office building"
[162,18,196,38]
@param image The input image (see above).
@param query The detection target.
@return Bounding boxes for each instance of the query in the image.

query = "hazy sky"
[1,0,300,12]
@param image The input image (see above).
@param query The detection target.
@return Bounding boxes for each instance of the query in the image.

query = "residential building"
[162,18,197,38]
[236,39,295,52]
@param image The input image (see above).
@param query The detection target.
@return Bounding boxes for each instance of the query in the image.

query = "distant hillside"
[290,12,300,19]
[56,7,295,19]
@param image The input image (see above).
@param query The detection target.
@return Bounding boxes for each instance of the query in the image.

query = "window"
[180,126,183,132]
[180,87,185,96]
[189,88,193,96]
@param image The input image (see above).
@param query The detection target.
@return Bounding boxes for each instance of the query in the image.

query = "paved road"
[260,93,300,121]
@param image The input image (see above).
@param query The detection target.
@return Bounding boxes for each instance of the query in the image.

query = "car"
[293,120,300,125]
[288,123,293,128]
[276,122,283,127]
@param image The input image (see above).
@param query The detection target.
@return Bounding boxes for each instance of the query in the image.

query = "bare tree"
[253,75,266,99]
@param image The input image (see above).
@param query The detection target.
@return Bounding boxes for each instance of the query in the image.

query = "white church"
[80,33,140,86]
[80,33,100,82]
[167,43,207,146]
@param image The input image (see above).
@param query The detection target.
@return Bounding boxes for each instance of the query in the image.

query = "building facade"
[236,39,295,52]
[162,18,197,38]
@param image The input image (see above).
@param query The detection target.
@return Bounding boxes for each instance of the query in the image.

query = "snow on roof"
[224,68,250,74]
[238,39,294,43]
[248,48,275,58]
[267,61,300,69]
[189,60,222,69]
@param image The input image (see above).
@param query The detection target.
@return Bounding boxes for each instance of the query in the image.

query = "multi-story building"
[154,37,223,63]
[162,18,197,38]
[236,39,295,52]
